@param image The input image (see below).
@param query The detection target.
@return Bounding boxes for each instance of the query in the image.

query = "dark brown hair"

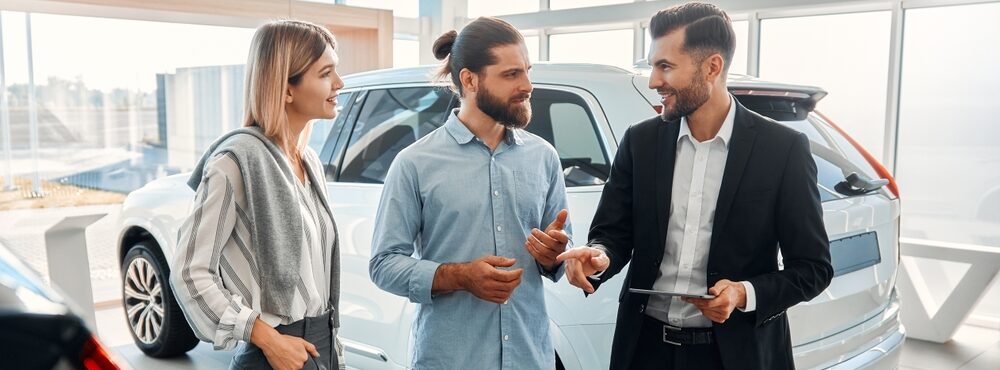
[432,17,524,96]
[649,2,736,72]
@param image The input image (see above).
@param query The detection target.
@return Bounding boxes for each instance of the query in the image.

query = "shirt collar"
[444,108,525,146]
[678,94,736,147]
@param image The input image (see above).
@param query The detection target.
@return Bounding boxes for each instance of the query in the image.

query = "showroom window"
[895,2,1000,247]
[549,29,635,69]
[550,0,632,10]
[759,11,892,161]
[0,11,255,193]
[468,0,540,17]
[343,0,419,18]
[393,37,420,68]
[523,34,540,62]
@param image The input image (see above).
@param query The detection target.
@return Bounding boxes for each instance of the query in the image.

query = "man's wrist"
[540,260,560,272]
[432,263,465,294]
[736,281,748,309]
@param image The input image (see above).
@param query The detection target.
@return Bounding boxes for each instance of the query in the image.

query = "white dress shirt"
[644,95,757,328]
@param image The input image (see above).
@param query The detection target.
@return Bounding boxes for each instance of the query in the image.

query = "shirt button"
[503,335,509,341]
[493,190,500,197]
[497,225,503,232]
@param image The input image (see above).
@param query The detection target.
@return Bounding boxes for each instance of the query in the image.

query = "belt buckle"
[662,324,682,346]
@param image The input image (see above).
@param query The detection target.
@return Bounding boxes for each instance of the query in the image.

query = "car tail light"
[80,335,122,370]
[816,111,899,198]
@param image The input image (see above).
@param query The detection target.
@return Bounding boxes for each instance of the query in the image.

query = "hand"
[525,209,570,270]
[683,279,747,324]
[456,255,524,304]
[555,246,610,294]
[250,319,319,370]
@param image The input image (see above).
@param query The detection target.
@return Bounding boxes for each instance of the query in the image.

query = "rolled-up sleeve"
[369,156,441,305]
[169,155,260,350]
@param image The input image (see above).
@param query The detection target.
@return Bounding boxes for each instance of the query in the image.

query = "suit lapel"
[710,103,758,253]
[655,120,681,251]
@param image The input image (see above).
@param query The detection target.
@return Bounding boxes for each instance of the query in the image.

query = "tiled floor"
[3,204,996,369]
[101,296,998,370]
[900,322,1000,370]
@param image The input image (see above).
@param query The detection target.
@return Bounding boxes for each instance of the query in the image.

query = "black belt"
[644,316,714,346]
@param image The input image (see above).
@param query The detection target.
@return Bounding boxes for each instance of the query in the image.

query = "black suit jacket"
[587,101,834,370]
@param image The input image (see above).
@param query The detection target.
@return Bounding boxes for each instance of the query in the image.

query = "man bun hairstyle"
[432,30,457,60]
[433,17,524,96]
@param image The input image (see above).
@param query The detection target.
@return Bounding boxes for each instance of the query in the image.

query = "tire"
[121,242,199,357]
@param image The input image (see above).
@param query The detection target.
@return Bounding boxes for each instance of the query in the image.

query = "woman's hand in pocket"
[250,318,319,370]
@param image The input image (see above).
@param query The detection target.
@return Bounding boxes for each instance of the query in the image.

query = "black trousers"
[230,311,341,370]
[630,315,725,370]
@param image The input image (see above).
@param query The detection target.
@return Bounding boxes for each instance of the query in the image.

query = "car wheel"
[122,242,199,357]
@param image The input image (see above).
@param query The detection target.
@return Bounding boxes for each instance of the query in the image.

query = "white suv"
[117,63,904,369]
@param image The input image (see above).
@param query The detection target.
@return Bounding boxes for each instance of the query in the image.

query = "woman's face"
[286,44,344,122]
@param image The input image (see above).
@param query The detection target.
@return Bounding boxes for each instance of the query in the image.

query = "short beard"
[476,84,532,129]
[660,71,711,122]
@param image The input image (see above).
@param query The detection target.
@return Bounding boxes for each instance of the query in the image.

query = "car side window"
[523,88,610,187]
[338,87,454,183]
[307,92,353,155]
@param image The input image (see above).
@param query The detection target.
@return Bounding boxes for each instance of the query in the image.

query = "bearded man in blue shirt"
[369,16,573,370]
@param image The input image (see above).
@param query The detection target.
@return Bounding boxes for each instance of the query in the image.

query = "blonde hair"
[244,19,336,163]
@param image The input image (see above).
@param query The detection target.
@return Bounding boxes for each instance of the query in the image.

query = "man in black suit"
[556,3,833,369]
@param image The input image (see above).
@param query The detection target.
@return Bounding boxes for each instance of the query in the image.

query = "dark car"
[0,240,124,370]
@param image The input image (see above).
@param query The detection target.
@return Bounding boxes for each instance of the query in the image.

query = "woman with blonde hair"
[170,19,345,370]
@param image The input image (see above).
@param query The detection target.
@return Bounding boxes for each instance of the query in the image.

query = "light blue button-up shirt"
[369,110,572,370]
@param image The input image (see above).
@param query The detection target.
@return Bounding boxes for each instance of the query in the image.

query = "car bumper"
[826,324,905,370]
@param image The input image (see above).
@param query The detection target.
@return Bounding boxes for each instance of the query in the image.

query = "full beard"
[660,72,711,122]
[477,86,532,129]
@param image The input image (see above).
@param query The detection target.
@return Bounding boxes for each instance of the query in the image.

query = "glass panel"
[344,0,418,18]
[897,3,1000,324]
[550,0,631,11]
[524,89,609,186]
[730,20,749,75]
[759,11,892,161]
[468,0,539,17]
[896,3,1000,249]
[2,12,255,194]
[549,29,634,69]
[339,87,453,183]
[393,38,420,68]
[524,35,540,62]
[307,93,352,155]
[774,115,883,202]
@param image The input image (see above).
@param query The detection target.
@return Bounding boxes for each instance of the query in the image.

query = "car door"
[325,85,455,370]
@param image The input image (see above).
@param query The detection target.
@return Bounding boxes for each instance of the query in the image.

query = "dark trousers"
[630,315,725,370]
[230,311,340,370]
